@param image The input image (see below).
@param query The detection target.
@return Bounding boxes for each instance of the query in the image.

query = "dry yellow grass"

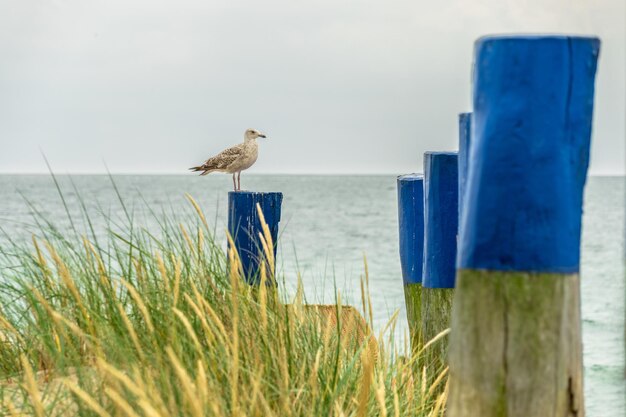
[294,305,379,364]
[0,197,447,417]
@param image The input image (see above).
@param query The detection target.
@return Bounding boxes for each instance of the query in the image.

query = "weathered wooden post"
[397,174,425,353]
[457,112,471,226]
[421,152,458,353]
[228,191,283,284]
[448,35,600,417]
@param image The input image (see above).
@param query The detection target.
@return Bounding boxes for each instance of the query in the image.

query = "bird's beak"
[259,133,267,138]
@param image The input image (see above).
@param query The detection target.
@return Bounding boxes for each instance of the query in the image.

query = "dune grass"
[0,179,448,416]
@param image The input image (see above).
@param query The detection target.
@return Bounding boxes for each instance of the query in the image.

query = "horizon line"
[0,172,623,177]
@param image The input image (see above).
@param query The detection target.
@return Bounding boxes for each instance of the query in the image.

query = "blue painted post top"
[423,152,459,289]
[397,174,424,285]
[458,113,472,227]
[228,191,283,284]
[459,35,600,273]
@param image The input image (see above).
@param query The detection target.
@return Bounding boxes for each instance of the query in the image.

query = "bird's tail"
[189,166,215,176]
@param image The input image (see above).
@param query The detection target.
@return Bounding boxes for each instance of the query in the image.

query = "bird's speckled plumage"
[194,141,258,175]
[190,128,266,191]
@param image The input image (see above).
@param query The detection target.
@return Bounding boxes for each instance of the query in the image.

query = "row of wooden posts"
[227,35,601,417]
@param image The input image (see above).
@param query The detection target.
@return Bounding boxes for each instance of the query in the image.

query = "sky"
[1,0,624,175]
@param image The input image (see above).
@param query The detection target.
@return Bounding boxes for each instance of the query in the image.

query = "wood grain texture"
[447,269,584,417]
[421,287,453,365]
[403,283,423,354]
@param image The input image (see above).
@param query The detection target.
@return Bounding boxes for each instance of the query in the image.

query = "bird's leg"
[237,172,241,191]
[232,173,237,191]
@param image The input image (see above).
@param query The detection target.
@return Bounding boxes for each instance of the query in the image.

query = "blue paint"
[458,113,472,227]
[397,174,424,285]
[458,35,600,273]
[228,191,283,284]
[423,152,458,289]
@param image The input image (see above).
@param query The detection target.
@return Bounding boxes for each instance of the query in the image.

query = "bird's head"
[244,128,266,141]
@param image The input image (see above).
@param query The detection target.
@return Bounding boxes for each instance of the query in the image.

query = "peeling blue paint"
[228,191,283,284]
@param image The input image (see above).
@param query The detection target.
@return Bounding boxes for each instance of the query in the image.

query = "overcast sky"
[1,0,624,174]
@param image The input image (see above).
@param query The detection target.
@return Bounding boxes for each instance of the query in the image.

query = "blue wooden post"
[421,151,458,352]
[457,112,471,226]
[448,35,600,417]
[228,191,283,285]
[397,174,424,352]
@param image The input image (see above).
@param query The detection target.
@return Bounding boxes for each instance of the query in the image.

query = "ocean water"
[0,174,624,415]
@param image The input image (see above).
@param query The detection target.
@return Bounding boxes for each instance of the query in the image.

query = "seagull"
[189,128,267,191]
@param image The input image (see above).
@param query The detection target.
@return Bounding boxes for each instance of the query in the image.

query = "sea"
[0,174,624,416]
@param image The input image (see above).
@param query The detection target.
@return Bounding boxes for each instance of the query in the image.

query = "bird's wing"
[198,143,244,171]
